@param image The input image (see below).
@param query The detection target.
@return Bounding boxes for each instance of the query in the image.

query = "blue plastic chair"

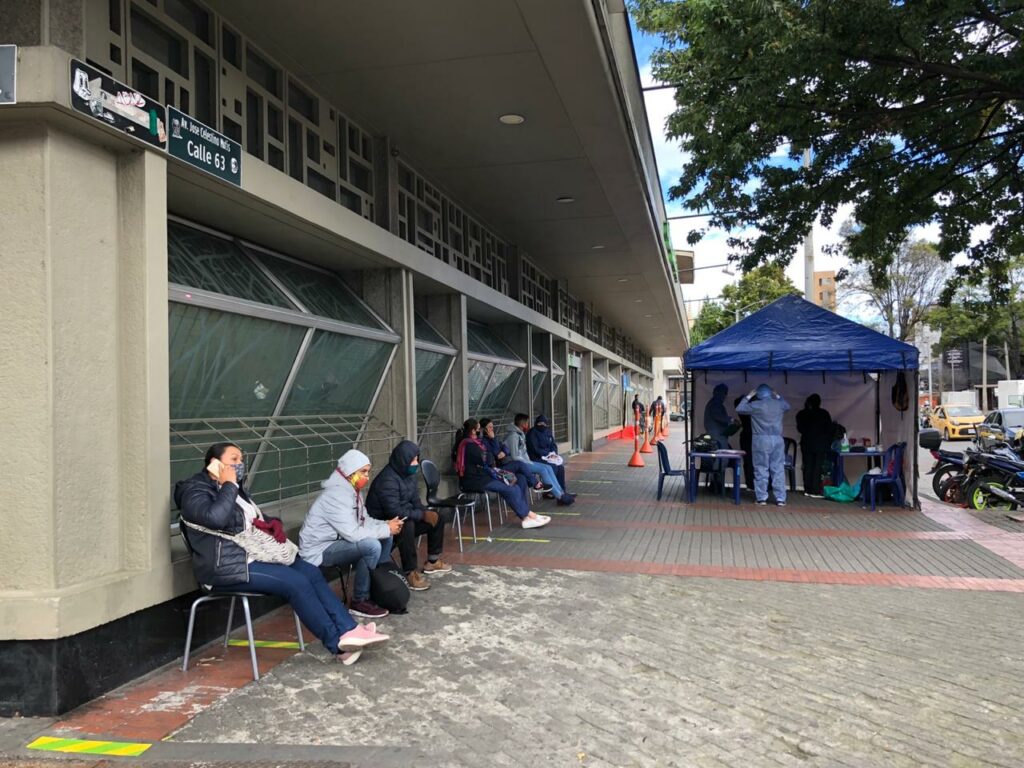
[656,442,687,500]
[864,442,907,511]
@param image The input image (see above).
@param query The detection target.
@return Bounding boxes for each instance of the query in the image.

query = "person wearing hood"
[736,384,791,506]
[796,394,833,498]
[525,414,569,495]
[631,394,647,433]
[505,413,575,506]
[703,383,735,492]
[176,442,388,663]
[366,440,450,590]
[457,418,550,529]
[299,449,402,619]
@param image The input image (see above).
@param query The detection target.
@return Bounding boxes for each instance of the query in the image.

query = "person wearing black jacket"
[366,440,450,590]
[525,414,569,495]
[175,442,388,660]
[796,394,833,498]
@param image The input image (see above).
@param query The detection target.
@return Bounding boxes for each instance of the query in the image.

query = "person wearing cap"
[736,384,791,506]
[526,413,569,496]
[366,439,451,591]
[299,449,403,619]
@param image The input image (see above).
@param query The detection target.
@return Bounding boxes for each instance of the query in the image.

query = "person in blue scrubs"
[736,384,791,506]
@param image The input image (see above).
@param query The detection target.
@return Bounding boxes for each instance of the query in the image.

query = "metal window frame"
[416,351,457,423]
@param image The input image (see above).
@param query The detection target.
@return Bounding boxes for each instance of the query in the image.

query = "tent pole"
[913,371,920,509]
[875,375,881,446]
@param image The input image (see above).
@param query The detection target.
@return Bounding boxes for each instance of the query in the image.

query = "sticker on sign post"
[0,45,16,104]
[69,59,166,148]
[166,106,241,187]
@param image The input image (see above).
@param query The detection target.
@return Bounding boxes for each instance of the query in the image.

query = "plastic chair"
[783,437,797,492]
[179,519,304,681]
[656,442,687,500]
[421,459,477,553]
[863,442,907,511]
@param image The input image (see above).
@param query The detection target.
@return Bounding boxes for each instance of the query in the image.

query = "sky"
[629,24,860,321]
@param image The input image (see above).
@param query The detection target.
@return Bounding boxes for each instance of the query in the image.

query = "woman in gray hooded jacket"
[299,449,403,619]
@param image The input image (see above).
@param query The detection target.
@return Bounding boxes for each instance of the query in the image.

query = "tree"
[689,264,800,344]
[632,0,1024,285]
[836,232,950,341]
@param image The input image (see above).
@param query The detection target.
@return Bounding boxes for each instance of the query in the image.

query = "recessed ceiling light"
[617,277,629,283]
[556,196,575,204]
[591,245,605,250]
[644,314,654,318]
[498,113,525,125]
[634,298,644,303]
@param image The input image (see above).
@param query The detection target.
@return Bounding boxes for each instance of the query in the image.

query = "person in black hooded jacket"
[525,414,569,495]
[366,440,451,589]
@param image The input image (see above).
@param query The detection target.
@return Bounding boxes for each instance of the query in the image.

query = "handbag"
[497,469,517,486]
[182,519,298,565]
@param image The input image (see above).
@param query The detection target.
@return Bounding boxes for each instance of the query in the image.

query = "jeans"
[752,434,787,503]
[320,536,393,602]
[478,478,530,518]
[217,557,356,654]
[526,460,564,498]
[394,516,446,573]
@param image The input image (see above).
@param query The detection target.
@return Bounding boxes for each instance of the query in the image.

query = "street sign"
[69,59,166,148]
[166,106,241,186]
[945,349,963,368]
[0,45,15,104]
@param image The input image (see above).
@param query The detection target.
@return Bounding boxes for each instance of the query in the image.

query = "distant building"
[813,270,837,311]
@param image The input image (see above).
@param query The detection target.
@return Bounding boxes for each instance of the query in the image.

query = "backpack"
[692,433,717,453]
[369,560,410,614]
[892,371,910,412]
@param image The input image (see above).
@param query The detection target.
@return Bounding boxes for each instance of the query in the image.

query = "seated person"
[525,414,569,495]
[455,418,550,530]
[505,413,575,506]
[298,449,401,620]
[175,442,388,664]
[366,440,451,592]
[478,417,543,491]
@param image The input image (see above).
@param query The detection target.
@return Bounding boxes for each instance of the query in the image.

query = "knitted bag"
[182,519,298,565]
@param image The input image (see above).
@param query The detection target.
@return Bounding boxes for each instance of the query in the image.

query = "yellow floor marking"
[27,736,151,756]
[459,536,550,543]
[227,639,301,649]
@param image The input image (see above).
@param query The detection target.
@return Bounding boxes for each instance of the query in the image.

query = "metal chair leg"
[293,610,305,651]
[454,505,464,553]
[224,596,236,647]
[470,496,479,543]
[240,596,260,681]
[182,596,207,672]
[483,494,493,532]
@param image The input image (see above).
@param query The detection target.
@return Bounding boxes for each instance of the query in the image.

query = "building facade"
[0,0,688,715]
[813,270,837,311]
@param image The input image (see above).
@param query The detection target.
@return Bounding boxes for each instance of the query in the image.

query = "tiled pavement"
[8,436,1024,766]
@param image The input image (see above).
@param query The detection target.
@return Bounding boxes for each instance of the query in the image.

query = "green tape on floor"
[27,736,151,756]
[227,639,301,649]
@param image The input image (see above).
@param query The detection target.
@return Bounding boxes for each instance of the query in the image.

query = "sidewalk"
[6,437,1024,767]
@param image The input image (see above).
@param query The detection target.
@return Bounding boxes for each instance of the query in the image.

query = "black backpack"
[369,561,410,614]
[692,433,717,452]
[892,371,910,412]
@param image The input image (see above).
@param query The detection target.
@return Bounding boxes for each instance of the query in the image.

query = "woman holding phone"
[175,442,389,664]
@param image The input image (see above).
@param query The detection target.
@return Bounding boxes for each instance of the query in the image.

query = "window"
[246,45,280,97]
[131,6,187,76]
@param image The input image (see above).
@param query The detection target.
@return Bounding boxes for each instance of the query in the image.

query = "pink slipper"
[339,624,390,650]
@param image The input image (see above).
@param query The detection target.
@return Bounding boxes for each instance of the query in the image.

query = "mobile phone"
[400,516,408,522]
[206,458,224,476]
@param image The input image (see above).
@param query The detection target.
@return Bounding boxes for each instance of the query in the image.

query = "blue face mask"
[233,463,247,483]
[406,464,420,476]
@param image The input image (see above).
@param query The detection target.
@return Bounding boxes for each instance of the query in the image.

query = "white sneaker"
[522,515,551,529]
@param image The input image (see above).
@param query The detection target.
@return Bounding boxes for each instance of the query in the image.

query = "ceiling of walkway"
[205,0,687,356]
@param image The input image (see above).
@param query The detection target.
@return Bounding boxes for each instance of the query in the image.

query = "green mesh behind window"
[415,349,452,417]
[282,330,392,416]
[168,222,293,307]
[479,364,522,416]
[468,361,495,415]
[414,313,449,345]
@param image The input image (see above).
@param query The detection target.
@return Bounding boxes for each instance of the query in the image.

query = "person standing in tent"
[702,383,734,492]
[796,394,833,499]
[736,384,791,506]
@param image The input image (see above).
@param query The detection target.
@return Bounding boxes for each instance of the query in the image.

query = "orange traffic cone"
[639,425,653,454]
[628,418,645,467]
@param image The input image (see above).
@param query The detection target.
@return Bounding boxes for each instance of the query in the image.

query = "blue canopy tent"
[684,295,920,506]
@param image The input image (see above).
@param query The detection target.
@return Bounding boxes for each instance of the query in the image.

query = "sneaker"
[423,559,452,575]
[756,500,767,506]
[556,494,575,506]
[406,570,431,591]
[338,649,362,665]
[807,493,824,499]
[522,514,551,529]
[534,481,545,490]
[338,624,390,650]
[349,599,388,619]
[776,501,786,507]
[540,484,554,492]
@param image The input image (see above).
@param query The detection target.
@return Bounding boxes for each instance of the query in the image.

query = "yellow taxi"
[930,404,984,440]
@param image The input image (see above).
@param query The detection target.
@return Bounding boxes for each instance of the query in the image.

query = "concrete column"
[552,338,569,445]
[363,268,416,441]
[581,350,595,452]
[3,0,85,57]
[532,332,553,423]
[0,122,169,638]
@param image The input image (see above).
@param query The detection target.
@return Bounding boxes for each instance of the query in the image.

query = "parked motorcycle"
[959,444,1024,511]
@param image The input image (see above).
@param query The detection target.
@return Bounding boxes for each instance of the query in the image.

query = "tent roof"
[684,295,919,372]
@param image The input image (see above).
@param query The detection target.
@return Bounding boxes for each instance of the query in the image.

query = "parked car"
[930,404,984,440]
[669,411,686,422]
[976,408,1024,442]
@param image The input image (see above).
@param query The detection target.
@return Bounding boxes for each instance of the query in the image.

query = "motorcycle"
[959,444,1024,511]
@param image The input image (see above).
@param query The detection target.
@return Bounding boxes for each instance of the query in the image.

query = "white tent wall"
[691,370,918,505]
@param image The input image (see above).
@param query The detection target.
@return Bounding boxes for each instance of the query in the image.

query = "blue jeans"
[752,434,786,503]
[526,460,564,498]
[320,536,393,601]
[218,557,356,655]
[481,478,530,518]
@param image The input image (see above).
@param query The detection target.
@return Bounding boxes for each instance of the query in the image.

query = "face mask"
[351,473,369,491]
[406,465,420,476]
[232,463,247,483]
[536,424,548,432]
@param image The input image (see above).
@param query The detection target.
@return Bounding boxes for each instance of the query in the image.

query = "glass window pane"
[468,361,495,415]
[252,251,386,329]
[552,372,565,398]
[168,303,306,419]
[479,364,522,416]
[282,331,393,415]
[415,349,452,417]
[168,222,294,307]
[466,321,522,362]
[531,354,547,373]
[414,313,449,345]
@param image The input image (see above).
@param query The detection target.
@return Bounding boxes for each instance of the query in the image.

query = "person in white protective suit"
[736,383,791,506]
